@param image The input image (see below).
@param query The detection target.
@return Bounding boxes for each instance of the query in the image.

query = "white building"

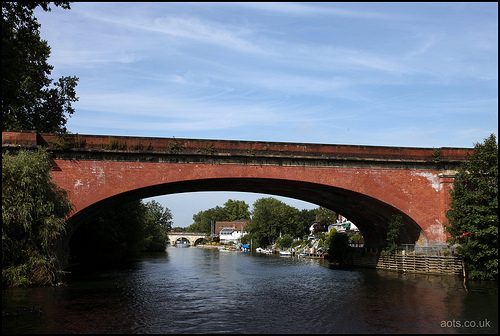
[328,215,359,233]
[216,221,248,243]
[219,227,246,243]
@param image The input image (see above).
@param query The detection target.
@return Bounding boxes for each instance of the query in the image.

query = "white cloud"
[235,2,403,20]
[35,2,497,149]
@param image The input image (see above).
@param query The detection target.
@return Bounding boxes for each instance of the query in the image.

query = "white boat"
[256,247,273,254]
[279,251,292,256]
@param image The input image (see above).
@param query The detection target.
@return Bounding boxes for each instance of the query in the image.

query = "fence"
[344,249,464,276]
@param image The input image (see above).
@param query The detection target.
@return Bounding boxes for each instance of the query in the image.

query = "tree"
[325,228,348,265]
[142,200,173,252]
[383,214,403,255]
[190,206,228,234]
[316,206,338,224]
[2,148,74,286]
[276,234,293,249]
[444,134,498,280]
[69,200,147,266]
[247,197,300,247]
[298,208,318,237]
[188,199,250,234]
[223,199,250,221]
[70,200,174,264]
[2,1,79,133]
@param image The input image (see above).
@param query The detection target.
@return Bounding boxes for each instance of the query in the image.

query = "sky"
[35,2,498,227]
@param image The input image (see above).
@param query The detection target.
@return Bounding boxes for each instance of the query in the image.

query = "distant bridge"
[2,131,473,249]
[168,232,208,246]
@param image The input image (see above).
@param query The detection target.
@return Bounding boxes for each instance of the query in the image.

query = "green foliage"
[297,209,318,236]
[188,197,338,248]
[383,214,404,255]
[276,234,294,249]
[70,199,173,265]
[49,133,86,150]
[433,148,442,162]
[348,232,363,245]
[2,2,79,133]
[142,200,173,252]
[70,201,147,266]
[224,199,251,221]
[2,148,73,286]
[168,139,183,153]
[325,229,349,264]
[315,206,338,224]
[189,205,227,233]
[246,197,301,247]
[445,134,498,280]
[188,199,250,234]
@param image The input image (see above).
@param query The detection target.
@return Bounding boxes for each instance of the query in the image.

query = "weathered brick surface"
[2,131,473,247]
[2,130,38,146]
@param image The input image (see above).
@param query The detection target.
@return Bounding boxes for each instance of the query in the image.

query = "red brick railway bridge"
[2,131,473,249]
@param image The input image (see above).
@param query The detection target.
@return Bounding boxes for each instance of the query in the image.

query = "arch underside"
[67,178,423,248]
[170,236,206,245]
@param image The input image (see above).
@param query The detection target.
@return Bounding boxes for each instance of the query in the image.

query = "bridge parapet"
[2,131,472,166]
[169,232,207,236]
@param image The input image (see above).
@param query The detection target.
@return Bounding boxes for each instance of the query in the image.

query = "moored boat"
[175,240,190,248]
[256,247,273,254]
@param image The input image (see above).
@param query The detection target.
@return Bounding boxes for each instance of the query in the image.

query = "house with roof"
[215,220,249,243]
[327,214,359,233]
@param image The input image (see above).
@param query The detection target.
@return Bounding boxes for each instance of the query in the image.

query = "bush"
[325,229,349,264]
[444,134,498,280]
[2,149,73,286]
[277,234,293,249]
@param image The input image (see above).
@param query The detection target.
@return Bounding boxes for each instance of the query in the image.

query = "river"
[2,247,498,334]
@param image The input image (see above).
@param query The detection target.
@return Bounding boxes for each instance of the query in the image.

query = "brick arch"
[64,177,423,249]
[3,132,470,251]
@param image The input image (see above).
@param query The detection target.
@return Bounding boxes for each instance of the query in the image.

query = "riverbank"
[197,244,326,259]
[343,249,464,276]
[197,244,466,276]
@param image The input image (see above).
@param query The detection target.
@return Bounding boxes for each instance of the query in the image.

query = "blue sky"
[36,2,498,227]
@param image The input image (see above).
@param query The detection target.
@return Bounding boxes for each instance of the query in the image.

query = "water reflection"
[2,247,498,334]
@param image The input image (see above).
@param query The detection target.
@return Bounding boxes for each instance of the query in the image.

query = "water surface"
[2,247,497,334]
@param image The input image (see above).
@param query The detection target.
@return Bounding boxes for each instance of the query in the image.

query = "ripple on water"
[2,248,498,334]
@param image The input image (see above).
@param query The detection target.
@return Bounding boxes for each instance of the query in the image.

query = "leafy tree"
[223,199,250,221]
[444,134,498,280]
[188,199,250,234]
[2,148,73,286]
[189,205,228,233]
[316,206,338,224]
[247,197,300,247]
[69,200,147,266]
[70,200,174,264]
[298,208,318,236]
[142,200,173,252]
[325,228,349,265]
[2,1,79,132]
[276,234,293,249]
[383,214,403,255]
